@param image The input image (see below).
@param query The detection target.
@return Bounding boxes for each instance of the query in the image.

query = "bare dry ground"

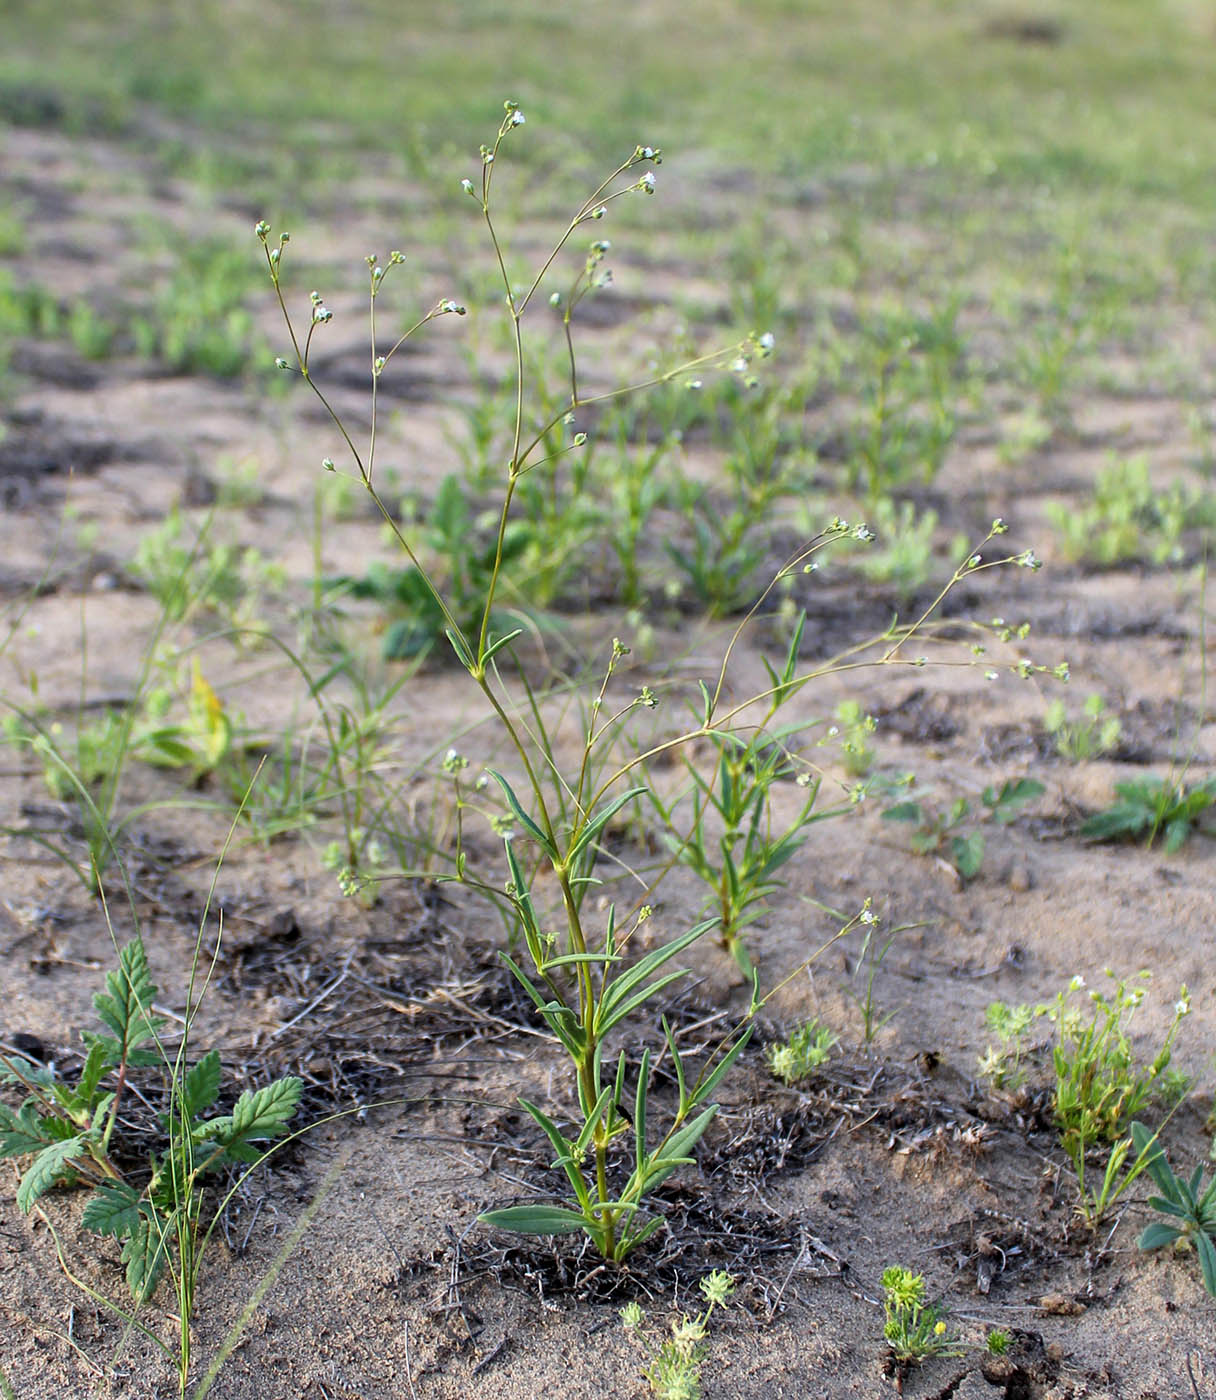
[1,112,1214,1400]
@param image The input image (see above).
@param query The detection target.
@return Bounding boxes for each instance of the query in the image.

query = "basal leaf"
[1197,1229,1216,1298]
[82,1179,143,1239]
[183,1049,222,1121]
[16,1135,86,1212]
[1137,1221,1183,1252]
[478,1204,590,1236]
[0,1101,56,1159]
[122,1208,171,1303]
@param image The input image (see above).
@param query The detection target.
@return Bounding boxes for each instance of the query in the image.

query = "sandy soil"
[1,120,1214,1400]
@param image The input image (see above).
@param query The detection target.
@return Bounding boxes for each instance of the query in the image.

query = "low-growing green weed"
[844,301,968,504]
[1081,773,1216,852]
[881,1265,960,1371]
[1131,1120,1216,1298]
[132,234,265,378]
[0,939,300,1301]
[1047,455,1215,568]
[1047,973,1189,1158]
[1043,691,1121,761]
[0,935,301,1393]
[130,509,286,629]
[765,1019,837,1085]
[649,616,853,973]
[831,699,876,778]
[977,1000,1039,1091]
[882,777,1044,881]
[855,498,963,603]
[621,1270,735,1400]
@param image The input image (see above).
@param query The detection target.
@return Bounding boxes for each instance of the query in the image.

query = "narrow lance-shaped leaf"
[481,627,525,667]
[566,786,647,870]
[662,1017,689,1114]
[572,1088,614,1164]
[642,1105,717,1193]
[634,1048,651,1176]
[1197,1229,1216,1298]
[686,1026,754,1111]
[487,770,557,858]
[520,1099,591,1208]
[500,953,585,1056]
[479,1204,590,1237]
[595,919,715,1035]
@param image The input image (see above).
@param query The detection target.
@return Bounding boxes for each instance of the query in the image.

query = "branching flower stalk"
[256,106,1056,1263]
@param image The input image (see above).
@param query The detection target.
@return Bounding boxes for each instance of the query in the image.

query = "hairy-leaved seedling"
[765,1018,838,1086]
[622,1270,735,1400]
[881,1265,960,1373]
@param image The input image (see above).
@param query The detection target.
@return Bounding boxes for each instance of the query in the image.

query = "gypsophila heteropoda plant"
[257,104,1056,1264]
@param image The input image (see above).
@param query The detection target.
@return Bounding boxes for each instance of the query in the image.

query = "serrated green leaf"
[16,1135,86,1212]
[199,1077,301,1164]
[82,1179,142,1239]
[882,801,924,823]
[479,1204,590,1236]
[92,938,164,1059]
[183,1050,222,1121]
[0,1101,56,1159]
[68,1041,110,1113]
[122,1209,170,1303]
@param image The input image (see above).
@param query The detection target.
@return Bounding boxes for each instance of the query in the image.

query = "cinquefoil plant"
[0,938,300,1304]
